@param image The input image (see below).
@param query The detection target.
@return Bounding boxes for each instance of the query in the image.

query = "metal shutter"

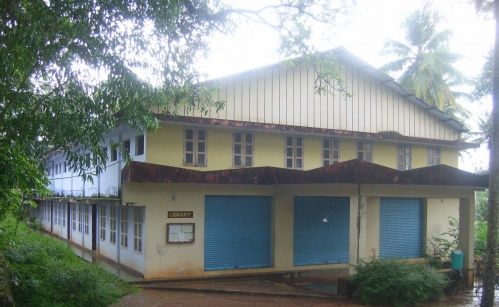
[204,196,272,271]
[380,198,423,259]
[294,196,350,266]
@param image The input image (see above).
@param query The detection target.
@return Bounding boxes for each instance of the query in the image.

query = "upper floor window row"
[180,128,448,171]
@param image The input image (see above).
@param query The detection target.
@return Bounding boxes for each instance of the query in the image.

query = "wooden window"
[397,144,412,170]
[427,147,441,166]
[233,132,253,167]
[285,136,303,169]
[111,145,118,162]
[84,205,89,234]
[133,207,144,252]
[122,139,130,158]
[184,128,207,166]
[110,207,117,244]
[135,135,144,156]
[120,207,128,248]
[99,206,106,241]
[167,223,195,244]
[323,139,340,166]
[77,204,83,232]
[357,142,373,162]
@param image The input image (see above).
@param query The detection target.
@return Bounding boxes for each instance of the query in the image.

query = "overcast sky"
[197,0,494,172]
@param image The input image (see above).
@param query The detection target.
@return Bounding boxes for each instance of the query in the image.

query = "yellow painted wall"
[426,198,459,249]
[441,148,459,167]
[145,123,461,171]
[412,145,427,169]
[123,183,358,279]
[365,197,380,259]
[372,143,397,169]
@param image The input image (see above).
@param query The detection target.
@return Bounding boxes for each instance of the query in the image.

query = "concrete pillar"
[349,192,367,273]
[459,196,475,288]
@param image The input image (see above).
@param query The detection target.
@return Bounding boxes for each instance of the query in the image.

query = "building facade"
[35,48,486,283]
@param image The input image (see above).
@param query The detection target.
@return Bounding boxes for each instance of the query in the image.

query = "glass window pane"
[323,139,330,149]
[186,141,193,152]
[296,159,302,168]
[323,150,329,159]
[286,158,293,168]
[245,156,252,167]
[197,154,205,165]
[286,148,293,157]
[185,129,193,140]
[296,148,302,157]
[185,153,193,164]
[286,137,293,146]
[198,142,205,153]
[245,144,252,154]
[234,132,241,143]
[197,130,205,140]
[234,144,241,154]
[234,155,241,166]
[296,137,302,146]
[245,133,253,144]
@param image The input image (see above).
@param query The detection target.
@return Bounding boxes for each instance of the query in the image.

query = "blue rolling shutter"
[380,198,423,259]
[294,196,349,266]
[204,196,271,271]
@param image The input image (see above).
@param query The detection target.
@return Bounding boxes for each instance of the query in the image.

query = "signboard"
[168,211,193,218]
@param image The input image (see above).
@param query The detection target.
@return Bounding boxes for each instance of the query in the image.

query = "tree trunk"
[481,1,499,306]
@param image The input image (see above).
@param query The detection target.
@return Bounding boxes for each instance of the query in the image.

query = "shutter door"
[204,196,271,271]
[294,196,350,266]
[380,198,423,259]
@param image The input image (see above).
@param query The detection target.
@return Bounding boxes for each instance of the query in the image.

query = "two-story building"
[35,48,487,284]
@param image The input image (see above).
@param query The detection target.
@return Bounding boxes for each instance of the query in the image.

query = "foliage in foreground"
[351,260,448,307]
[0,217,132,307]
[426,217,459,268]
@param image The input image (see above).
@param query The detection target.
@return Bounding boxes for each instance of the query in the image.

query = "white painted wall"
[45,126,146,197]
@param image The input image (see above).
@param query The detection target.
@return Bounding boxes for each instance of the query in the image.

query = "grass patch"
[0,217,133,307]
[351,260,448,307]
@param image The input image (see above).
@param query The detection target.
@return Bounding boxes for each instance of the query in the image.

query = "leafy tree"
[380,4,467,117]
[474,1,498,306]
[0,1,353,218]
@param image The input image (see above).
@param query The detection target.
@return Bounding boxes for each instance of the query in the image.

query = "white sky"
[197,0,494,172]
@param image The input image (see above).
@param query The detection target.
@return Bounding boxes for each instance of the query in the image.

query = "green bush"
[351,260,448,307]
[0,217,132,306]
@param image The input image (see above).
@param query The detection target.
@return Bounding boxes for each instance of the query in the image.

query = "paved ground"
[115,289,362,307]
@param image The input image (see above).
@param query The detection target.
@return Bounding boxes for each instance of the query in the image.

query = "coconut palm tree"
[474,1,498,306]
[380,5,467,117]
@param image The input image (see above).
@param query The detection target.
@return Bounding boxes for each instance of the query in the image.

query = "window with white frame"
[99,206,106,241]
[184,128,206,166]
[133,207,144,252]
[323,139,339,166]
[285,136,303,169]
[427,147,441,166]
[54,203,59,225]
[233,132,253,167]
[77,204,83,232]
[357,142,373,162]
[120,207,128,248]
[135,135,144,156]
[111,144,118,162]
[110,207,117,244]
[72,206,77,230]
[84,205,89,234]
[61,204,65,227]
[397,144,412,170]
[102,147,108,162]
